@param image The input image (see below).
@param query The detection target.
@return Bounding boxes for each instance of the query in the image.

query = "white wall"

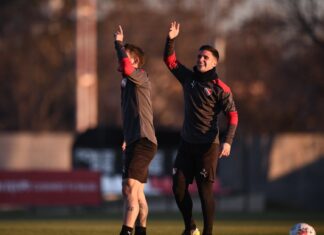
[0,132,73,170]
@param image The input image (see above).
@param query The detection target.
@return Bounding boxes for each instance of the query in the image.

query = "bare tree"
[282,0,324,49]
[224,1,324,133]
[0,0,76,131]
[1,0,323,132]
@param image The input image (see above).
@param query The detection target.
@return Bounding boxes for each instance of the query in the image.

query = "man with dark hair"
[114,25,157,235]
[163,21,238,235]
[199,45,219,61]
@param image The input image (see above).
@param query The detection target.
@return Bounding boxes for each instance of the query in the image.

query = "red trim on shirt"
[228,111,238,125]
[121,58,135,76]
[216,79,231,93]
[165,53,178,69]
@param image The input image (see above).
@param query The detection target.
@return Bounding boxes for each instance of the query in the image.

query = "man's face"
[196,50,218,73]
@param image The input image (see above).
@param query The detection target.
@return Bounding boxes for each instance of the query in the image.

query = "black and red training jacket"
[164,38,238,145]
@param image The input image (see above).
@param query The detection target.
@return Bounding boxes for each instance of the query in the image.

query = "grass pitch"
[0,212,323,235]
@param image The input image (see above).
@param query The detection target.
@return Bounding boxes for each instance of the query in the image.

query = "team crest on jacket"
[204,87,212,96]
[121,78,127,88]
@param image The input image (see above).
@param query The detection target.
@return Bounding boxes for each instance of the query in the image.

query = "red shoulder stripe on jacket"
[216,79,231,93]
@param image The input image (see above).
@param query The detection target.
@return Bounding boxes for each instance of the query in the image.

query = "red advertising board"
[0,171,101,206]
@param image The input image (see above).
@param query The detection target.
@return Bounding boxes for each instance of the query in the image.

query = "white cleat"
[182,228,200,235]
[191,228,200,235]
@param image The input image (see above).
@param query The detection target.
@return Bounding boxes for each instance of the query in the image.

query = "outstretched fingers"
[169,21,180,39]
[170,21,180,31]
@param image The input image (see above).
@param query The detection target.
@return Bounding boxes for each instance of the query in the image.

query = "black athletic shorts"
[122,138,157,183]
[173,139,220,184]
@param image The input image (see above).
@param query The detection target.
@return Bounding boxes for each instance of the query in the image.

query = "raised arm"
[164,21,180,61]
[164,21,192,83]
[113,26,148,85]
[114,25,128,62]
[114,25,136,76]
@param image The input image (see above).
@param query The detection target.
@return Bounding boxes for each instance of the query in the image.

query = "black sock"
[190,222,197,230]
[120,225,133,235]
[184,222,196,232]
[134,226,146,235]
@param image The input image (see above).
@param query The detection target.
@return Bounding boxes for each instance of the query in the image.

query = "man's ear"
[133,57,140,67]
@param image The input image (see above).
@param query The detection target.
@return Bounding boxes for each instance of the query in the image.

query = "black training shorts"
[173,139,220,184]
[123,138,157,183]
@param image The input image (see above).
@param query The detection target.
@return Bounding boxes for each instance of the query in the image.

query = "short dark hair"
[124,43,145,67]
[199,45,219,61]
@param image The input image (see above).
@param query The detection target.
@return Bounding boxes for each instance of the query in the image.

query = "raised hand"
[114,25,124,42]
[168,21,180,39]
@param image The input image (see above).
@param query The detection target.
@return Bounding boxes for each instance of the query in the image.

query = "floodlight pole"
[76,0,98,133]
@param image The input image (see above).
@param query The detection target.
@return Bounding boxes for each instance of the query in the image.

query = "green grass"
[0,212,323,235]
